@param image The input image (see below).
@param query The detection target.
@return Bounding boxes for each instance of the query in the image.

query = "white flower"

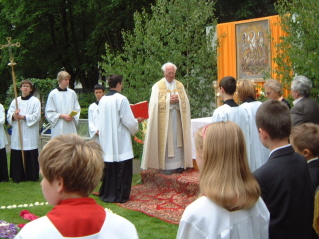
[45,202,48,205]
[18,205,23,208]
[29,204,34,207]
[24,204,28,207]
[40,203,44,205]
[7,206,12,209]
[12,205,17,208]
[1,206,5,209]
[35,202,40,206]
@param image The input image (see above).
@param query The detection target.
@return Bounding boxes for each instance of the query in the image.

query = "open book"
[130,101,148,119]
[69,111,78,117]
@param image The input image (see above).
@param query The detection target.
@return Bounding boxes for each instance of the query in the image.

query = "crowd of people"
[0,64,319,238]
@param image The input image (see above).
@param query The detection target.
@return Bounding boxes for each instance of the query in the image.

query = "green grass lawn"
[0,161,178,239]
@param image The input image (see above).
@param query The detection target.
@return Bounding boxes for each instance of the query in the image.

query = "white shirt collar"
[293,96,304,105]
[269,144,291,157]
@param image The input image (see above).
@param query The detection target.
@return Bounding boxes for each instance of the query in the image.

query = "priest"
[45,71,81,138]
[98,74,143,203]
[7,80,41,182]
[141,62,193,175]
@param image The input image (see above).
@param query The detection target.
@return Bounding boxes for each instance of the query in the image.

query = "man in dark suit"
[290,75,319,126]
[253,99,316,239]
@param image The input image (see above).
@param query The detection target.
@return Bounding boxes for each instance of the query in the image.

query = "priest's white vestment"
[45,88,80,138]
[212,104,251,166]
[141,78,193,170]
[240,101,269,171]
[7,96,41,150]
[177,196,270,239]
[88,102,99,143]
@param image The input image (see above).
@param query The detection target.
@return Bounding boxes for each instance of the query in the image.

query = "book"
[130,101,149,119]
[69,111,78,117]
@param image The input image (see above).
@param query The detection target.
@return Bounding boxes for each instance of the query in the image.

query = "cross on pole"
[0,37,25,174]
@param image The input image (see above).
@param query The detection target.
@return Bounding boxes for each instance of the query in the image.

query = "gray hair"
[264,79,282,96]
[161,62,177,72]
[291,75,312,97]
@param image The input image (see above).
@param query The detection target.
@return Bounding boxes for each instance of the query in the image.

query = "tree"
[101,0,217,118]
[274,0,319,100]
[215,0,278,23]
[0,0,156,101]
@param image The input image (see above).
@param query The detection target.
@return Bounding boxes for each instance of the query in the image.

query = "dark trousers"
[0,147,8,182]
[99,159,133,203]
[10,149,39,182]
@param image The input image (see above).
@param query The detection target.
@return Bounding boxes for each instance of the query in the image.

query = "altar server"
[45,71,80,138]
[0,103,8,182]
[237,79,269,171]
[211,76,250,164]
[7,80,41,182]
[98,74,143,203]
[14,134,139,239]
[88,84,105,143]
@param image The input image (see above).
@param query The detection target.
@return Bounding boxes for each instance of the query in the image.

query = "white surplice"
[88,102,99,143]
[98,93,138,162]
[14,210,139,239]
[7,96,41,150]
[240,101,269,171]
[45,88,81,138]
[177,196,270,239]
[212,104,251,167]
[0,104,8,149]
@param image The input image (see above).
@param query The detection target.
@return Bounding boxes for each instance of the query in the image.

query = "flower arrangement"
[0,220,19,239]
[133,120,147,144]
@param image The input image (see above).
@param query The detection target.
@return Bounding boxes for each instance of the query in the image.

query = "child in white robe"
[14,134,139,239]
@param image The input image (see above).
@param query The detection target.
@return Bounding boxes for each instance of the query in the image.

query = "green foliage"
[0,0,156,100]
[215,0,278,23]
[78,93,95,109]
[102,0,217,118]
[275,0,319,101]
[80,108,88,119]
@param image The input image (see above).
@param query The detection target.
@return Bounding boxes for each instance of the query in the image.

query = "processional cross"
[0,37,25,172]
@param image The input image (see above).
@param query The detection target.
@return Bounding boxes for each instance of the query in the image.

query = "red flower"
[256,94,260,98]
[18,224,26,228]
[19,210,30,217]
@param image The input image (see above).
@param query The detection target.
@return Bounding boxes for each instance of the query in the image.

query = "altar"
[191,117,211,161]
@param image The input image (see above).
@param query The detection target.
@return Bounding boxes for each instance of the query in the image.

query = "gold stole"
[157,79,187,169]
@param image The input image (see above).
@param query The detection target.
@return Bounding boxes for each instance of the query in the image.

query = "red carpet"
[117,169,200,224]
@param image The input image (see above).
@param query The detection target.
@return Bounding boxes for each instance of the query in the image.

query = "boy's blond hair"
[57,71,71,83]
[39,134,104,197]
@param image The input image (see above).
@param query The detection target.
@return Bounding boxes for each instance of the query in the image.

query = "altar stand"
[191,117,211,168]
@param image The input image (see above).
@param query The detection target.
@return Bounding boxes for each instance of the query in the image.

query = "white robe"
[98,93,138,162]
[88,102,99,143]
[0,104,8,149]
[240,101,269,171]
[45,88,81,138]
[7,96,41,150]
[14,210,139,239]
[177,196,270,239]
[212,104,251,167]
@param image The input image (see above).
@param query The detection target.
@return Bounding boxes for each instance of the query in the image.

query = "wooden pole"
[0,38,25,173]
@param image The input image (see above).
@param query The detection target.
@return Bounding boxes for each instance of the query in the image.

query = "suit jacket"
[308,158,319,190]
[253,145,315,239]
[291,97,319,126]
